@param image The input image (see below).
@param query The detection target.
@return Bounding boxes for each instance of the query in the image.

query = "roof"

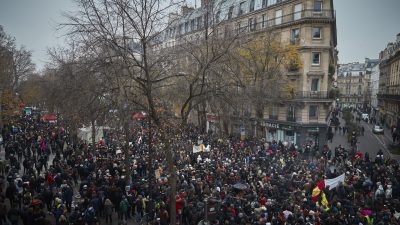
[338,58,379,76]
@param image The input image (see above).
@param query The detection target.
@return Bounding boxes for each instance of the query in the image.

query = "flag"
[312,186,321,202]
[321,192,329,210]
[193,144,211,153]
[312,180,325,202]
[325,173,345,190]
[354,151,363,160]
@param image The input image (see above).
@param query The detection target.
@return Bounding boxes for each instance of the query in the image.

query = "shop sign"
[263,122,280,129]
[308,127,320,133]
[281,125,293,131]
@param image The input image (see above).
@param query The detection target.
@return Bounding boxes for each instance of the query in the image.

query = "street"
[328,114,400,161]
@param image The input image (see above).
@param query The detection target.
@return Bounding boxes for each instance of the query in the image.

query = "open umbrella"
[233,183,249,191]
[132,113,146,120]
[31,199,43,205]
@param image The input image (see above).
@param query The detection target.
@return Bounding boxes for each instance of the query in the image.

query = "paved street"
[328,114,400,161]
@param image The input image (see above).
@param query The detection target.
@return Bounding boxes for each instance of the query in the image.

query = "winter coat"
[104,199,113,216]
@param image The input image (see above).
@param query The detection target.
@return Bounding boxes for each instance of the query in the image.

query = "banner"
[193,144,211,153]
[325,173,345,190]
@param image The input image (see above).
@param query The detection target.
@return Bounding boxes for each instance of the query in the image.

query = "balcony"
[378,93,400,101]
[286,117,296,122]
[293,91,330,99]
[269,115,278,120]
[236,9,335,34]
[290,38,300,45]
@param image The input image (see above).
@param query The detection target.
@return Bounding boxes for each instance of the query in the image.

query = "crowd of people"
[0,111,400,225]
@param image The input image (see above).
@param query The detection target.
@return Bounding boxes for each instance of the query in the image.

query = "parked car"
[373,125,384,134]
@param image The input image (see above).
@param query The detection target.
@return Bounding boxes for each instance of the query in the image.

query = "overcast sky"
[0,0,399,71]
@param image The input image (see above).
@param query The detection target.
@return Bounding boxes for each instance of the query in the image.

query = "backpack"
[84,207,95,221]
[120,199,130,212]
[54,205,64,219]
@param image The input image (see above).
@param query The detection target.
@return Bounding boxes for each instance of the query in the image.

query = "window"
[216,11,221,23]
[269,0,277,5]
[262,14,267,28]
[249,0,255,12]
[275,9,282,25]
[309,105,318,118]
[291,28,300,44]
[269,106,279,119]
[248,18,256,31]
[359,78,362,83]
[314,0,323,12]
[262,0,268,8]
[191,19,195,31]
[204,13,209,27]
[228,6,234,19]
[184,22,189,33]
[178,24,183,35]
[196,17,202,29]
[287,105,295,121]
[311,78,320,91]
[294,3,302,20]
[239,2,245,16]
[312,52,320,65]
[312,27,321,39]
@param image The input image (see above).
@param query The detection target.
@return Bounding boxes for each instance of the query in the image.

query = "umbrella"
[133,113,146,119]
[233,183,249,191]
[31,199,43,205]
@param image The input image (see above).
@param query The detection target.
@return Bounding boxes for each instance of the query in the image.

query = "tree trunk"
[123,119,131,182]
[91,119,96,148]
[147,117,155,184]
[164,138,176,225]
[0,89,3,130]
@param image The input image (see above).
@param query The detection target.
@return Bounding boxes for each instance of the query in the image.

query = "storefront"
[262,120,327,149]
[262,121,297,145]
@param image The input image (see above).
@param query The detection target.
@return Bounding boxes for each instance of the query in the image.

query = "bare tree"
[0,25,35,128]
[229,33,302,136]
[60,0,185,222]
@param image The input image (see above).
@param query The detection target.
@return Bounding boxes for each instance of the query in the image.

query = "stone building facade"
[378,33,400,129]
[156,0,338,148]
[337,58,379,110]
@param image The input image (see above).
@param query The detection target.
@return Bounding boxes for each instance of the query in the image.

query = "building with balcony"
[155,0,338,148]
[370,63,380,115]
[337,58,379,110]
[378,33,400,128]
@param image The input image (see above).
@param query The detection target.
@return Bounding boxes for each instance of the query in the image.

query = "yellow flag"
[321,192,329,209]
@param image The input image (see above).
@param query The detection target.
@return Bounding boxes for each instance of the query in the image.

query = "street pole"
[0,88,3,131]
[204,197,209,225]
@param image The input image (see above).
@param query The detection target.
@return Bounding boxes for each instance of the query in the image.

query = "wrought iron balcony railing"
[237,9,335,34]
[377,93,400,101]
[293,91,330,99]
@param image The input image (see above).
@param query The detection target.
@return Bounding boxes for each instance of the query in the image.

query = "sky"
[0,0,399,71]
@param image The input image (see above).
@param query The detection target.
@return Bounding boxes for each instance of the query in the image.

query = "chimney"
[181,5,194,15]
[168,12,179,23]
[201,0,213,7]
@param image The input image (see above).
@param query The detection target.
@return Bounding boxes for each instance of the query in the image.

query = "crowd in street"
[0,111,400,225]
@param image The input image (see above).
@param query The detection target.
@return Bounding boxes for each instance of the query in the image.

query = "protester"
[1,110,400,225]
